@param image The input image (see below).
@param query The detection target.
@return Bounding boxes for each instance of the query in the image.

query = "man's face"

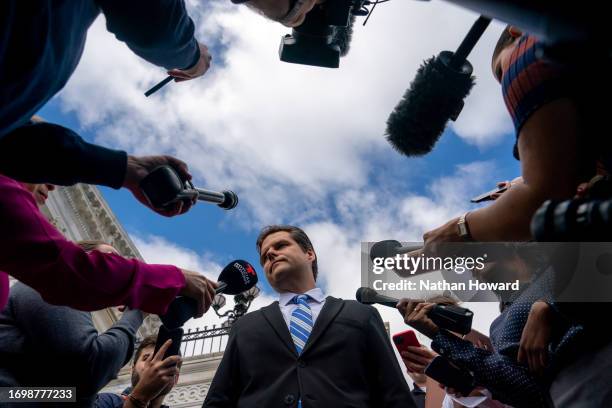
[21,183,55,206]
[259,231,315,291]
[491,27,522,83]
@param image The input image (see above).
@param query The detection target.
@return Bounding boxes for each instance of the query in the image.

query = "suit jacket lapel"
[261,301,298,357]
[301,296,344,356]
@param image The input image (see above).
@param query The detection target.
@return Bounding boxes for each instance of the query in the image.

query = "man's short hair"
[133,335,157,365]
[256,225,318,281]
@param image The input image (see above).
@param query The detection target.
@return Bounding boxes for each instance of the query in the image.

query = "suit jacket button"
[284,394,295,405]
[298,360,307,368]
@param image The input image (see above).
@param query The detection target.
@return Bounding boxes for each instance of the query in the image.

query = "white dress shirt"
[278,287,326,330]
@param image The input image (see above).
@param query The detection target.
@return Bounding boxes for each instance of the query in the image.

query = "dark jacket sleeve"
[0,121,127,188]
[431,330,551,408]
[96,0,200,69]
[94,392,125,408]
[202,322,241,408]
[364,307,416,408]
[11,284,144,395]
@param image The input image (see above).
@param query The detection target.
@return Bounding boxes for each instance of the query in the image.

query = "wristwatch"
[457,212,473,241]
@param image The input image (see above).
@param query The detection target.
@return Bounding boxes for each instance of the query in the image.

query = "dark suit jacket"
[203,296,415,408]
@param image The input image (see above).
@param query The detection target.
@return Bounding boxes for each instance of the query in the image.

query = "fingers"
[402,358,426,373]
[167,43,212,81]
[160,355,182,368]
[401,349,432,366]
[154,339,173,361]
[165,156,192,181]
[396,298,409,315]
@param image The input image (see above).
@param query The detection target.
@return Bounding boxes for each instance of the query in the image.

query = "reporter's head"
[236,0,325,27]
[491,25,522,82]
[20,182,55,206]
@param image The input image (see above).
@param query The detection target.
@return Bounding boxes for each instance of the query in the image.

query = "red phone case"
[392,329,420,354]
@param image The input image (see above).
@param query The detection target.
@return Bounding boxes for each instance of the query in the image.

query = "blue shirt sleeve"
[0,121,127,188]
[96,0,200,70]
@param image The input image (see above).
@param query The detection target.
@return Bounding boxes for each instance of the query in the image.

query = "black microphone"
[140,165,238,211]
[355,287,473,334]
[369,240,423,261]
[385,15,490,157]
[356,286,398,307]
[161,260,259,329]
[145,75,173,97]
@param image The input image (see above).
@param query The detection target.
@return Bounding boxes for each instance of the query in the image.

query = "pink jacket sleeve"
[0,175,185,314]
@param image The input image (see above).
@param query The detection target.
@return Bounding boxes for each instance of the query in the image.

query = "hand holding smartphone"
[392,329,420,355]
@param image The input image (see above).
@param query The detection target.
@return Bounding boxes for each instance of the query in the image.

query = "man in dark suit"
[203,225,415,408]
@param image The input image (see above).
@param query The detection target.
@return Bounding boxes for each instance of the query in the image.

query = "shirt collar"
[279,287,325,306]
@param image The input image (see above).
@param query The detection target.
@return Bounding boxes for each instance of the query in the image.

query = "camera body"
[279,0,367,68]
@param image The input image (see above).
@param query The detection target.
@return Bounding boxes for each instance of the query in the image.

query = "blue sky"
[39,0,520,353]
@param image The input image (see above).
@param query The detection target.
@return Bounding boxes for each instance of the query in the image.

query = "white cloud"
[58,0,514,225]
[132,233,278,332]
[56,0,512,385]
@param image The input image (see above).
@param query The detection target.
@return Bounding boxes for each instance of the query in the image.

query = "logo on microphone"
[246,264,256,276]
[234,262,255,284]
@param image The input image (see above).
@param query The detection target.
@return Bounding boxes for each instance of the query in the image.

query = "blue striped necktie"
[290,294,313,355]
[290,295,313,408]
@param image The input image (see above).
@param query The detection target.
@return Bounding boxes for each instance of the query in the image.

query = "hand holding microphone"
[356,287,473,336]
[138,164,238,215]
[179,270,218,318]
[145,42,212,97]
[156,260,259,360]
[164,260,259,328]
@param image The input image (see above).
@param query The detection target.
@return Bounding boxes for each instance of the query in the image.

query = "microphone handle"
[196,188,226,205]
[396,244,424,255]
[450,15,491,69]
[215,281,228,294]
[376,300,399,308]
[145,75,173,97]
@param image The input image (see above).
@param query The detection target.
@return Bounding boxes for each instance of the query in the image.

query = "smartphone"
[424,356,475,396]
[154,325,184,359]
[470,185,508,203]
[392,329,420,355]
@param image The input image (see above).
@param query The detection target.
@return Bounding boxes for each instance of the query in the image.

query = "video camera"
[531,176,612,242]
[279,0,369,68]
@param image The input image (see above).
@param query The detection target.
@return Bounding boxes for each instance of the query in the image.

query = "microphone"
[140,165,238,211]
[355,287,473,334]
[369,240,423,261]
[331,14,356,57]
[161,260,259,329]
[356,286,398,307]
[145,75,173,97]
[385,15,491,157]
